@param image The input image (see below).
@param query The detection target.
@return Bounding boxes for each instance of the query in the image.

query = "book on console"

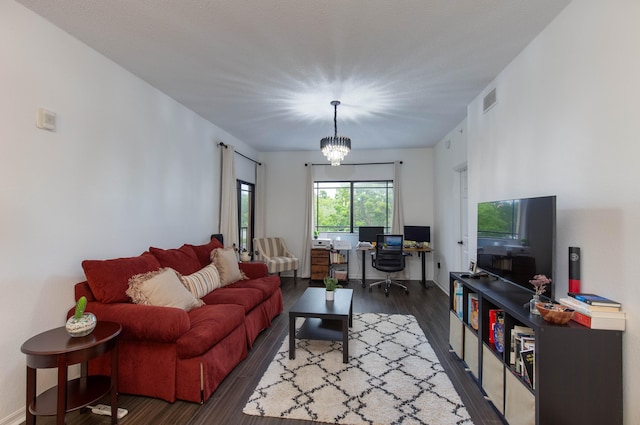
[568,293,621,308]
[558,298,624,317]
[571,310,625,331]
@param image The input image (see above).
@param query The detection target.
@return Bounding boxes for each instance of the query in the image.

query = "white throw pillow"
[210,247,247,286]
[126,268,203,311]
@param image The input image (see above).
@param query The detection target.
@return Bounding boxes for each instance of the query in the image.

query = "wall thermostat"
[36,108,56,131]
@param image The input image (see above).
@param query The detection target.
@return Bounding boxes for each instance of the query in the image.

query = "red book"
[488,309,500,344]
[571,311,591,327]
[571,310,625,330]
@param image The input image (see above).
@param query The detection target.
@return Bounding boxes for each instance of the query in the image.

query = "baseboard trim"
[0,407,24,425]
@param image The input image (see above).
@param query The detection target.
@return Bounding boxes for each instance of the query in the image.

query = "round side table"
[21,321,122,425]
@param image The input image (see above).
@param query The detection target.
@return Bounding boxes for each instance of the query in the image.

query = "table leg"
[56,357,68,425]
[361,250,366,287]
[342,318,349,363]
[111,341,119,424]
[289,314,296,360]
[421,252,426,286]
[25,367,36,425]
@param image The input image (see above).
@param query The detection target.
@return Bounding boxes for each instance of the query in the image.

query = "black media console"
[448,272,622,425]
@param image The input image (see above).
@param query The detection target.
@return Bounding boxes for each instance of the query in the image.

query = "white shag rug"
[243,313,472,425]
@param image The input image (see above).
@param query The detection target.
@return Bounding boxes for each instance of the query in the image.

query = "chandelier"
[320,100,351,166]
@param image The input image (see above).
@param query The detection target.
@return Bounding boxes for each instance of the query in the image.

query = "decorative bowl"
[66,312,97,337]
[536,302,574,325]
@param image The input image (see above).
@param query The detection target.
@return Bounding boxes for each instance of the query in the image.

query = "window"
[237,180,255,252]
[314,180,393,233]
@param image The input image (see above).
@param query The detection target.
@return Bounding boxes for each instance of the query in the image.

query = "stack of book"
[509,325,535,389]
[558,293,625,331]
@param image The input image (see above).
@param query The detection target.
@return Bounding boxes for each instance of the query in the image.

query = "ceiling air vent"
[483,88,497,113]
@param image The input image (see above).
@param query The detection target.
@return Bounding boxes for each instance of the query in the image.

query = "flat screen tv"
[476,195,555,299]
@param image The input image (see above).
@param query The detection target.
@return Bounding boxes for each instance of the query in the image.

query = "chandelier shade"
[320,101,351,166]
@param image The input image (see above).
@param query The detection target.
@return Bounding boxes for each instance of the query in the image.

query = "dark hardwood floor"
[31,278,503,425]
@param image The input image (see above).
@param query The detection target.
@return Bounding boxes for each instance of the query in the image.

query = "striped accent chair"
[253,237,299,284]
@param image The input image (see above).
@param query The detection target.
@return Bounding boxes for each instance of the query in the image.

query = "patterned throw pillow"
[126,268,203,311]
[179,263,221,299]
[210,247,248,286]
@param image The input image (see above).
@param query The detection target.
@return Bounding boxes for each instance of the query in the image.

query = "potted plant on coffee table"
[323,276,342,301]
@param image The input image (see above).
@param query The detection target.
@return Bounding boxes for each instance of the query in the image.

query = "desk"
[21,321,121,425]
[358,246,433,287]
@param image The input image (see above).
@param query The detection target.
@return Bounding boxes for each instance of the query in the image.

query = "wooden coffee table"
[21,321,122,425]
[289,287,353,363]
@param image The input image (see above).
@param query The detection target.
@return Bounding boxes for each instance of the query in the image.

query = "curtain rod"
[218,142,262,165]
[305,161,402,166]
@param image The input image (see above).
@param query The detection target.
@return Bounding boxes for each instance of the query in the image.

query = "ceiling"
[17,0,571,152]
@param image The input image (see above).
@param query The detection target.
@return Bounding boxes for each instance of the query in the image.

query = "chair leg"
[294,269,297,285]
[368,274,408,296]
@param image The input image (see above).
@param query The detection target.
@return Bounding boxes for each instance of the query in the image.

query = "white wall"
[433,120,468,289]
[463,1,639,423]
[260,148,435,282]
[0,2,254,422]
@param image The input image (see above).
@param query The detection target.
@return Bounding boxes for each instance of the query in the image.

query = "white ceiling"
[17,0,571,152]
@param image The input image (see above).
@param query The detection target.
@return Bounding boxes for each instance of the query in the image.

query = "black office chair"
[370,234,408,296]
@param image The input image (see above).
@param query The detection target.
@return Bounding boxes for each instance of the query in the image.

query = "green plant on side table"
[323,276,342,301]
[65,295,97,337]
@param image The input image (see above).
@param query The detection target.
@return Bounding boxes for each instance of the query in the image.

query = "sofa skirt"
[176,321,248,402]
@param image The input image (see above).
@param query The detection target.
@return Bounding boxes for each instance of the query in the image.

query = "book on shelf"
[571,310,626,331]
[558,297,625,317]
[453,281,463,319]
[488,309,502,344]
[520,348,535,389]
[568,292,621,308]
[468,293,479,330]
[509,325,534,367]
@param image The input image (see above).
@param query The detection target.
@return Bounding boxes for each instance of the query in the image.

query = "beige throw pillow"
[179,263,221,299]
[126,268,203,311]
[210,247,247,286]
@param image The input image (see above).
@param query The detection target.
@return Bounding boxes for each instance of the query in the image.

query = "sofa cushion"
[176,304,245,358]
[187,238,224,268]
[238,261,269,280]
[126,268,204,311]
[210,247,248,286]
[201,287,264,313]
[149,245,202,275]
[178,263,221,299]
[226,275,280,301]
[82,252,161,303]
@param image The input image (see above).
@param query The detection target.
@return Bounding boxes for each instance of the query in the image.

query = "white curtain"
[219,144,239,249]
[391,161,404,233]
[391,161,407,278]
[254,162,266,240]
[300,164,314,278]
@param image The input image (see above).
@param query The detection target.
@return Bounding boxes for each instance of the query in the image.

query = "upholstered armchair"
[253,237,299,284]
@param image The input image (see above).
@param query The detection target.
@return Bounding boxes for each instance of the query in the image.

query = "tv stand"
[448,272,622,425]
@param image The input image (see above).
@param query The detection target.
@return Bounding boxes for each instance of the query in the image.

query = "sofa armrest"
[67,302,190,343]
[239,262,268,279]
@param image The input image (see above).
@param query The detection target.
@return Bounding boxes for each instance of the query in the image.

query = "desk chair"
[370,234,408,296]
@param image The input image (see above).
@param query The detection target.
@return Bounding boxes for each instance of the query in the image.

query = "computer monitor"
[403,225,431,243]
[359,226,384,243]
[381,234,403,250]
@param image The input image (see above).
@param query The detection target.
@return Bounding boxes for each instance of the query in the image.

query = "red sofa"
[69,236,283,403]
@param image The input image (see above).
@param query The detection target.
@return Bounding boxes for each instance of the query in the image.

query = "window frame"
[237,179,255,253]
[313,179,393,234]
